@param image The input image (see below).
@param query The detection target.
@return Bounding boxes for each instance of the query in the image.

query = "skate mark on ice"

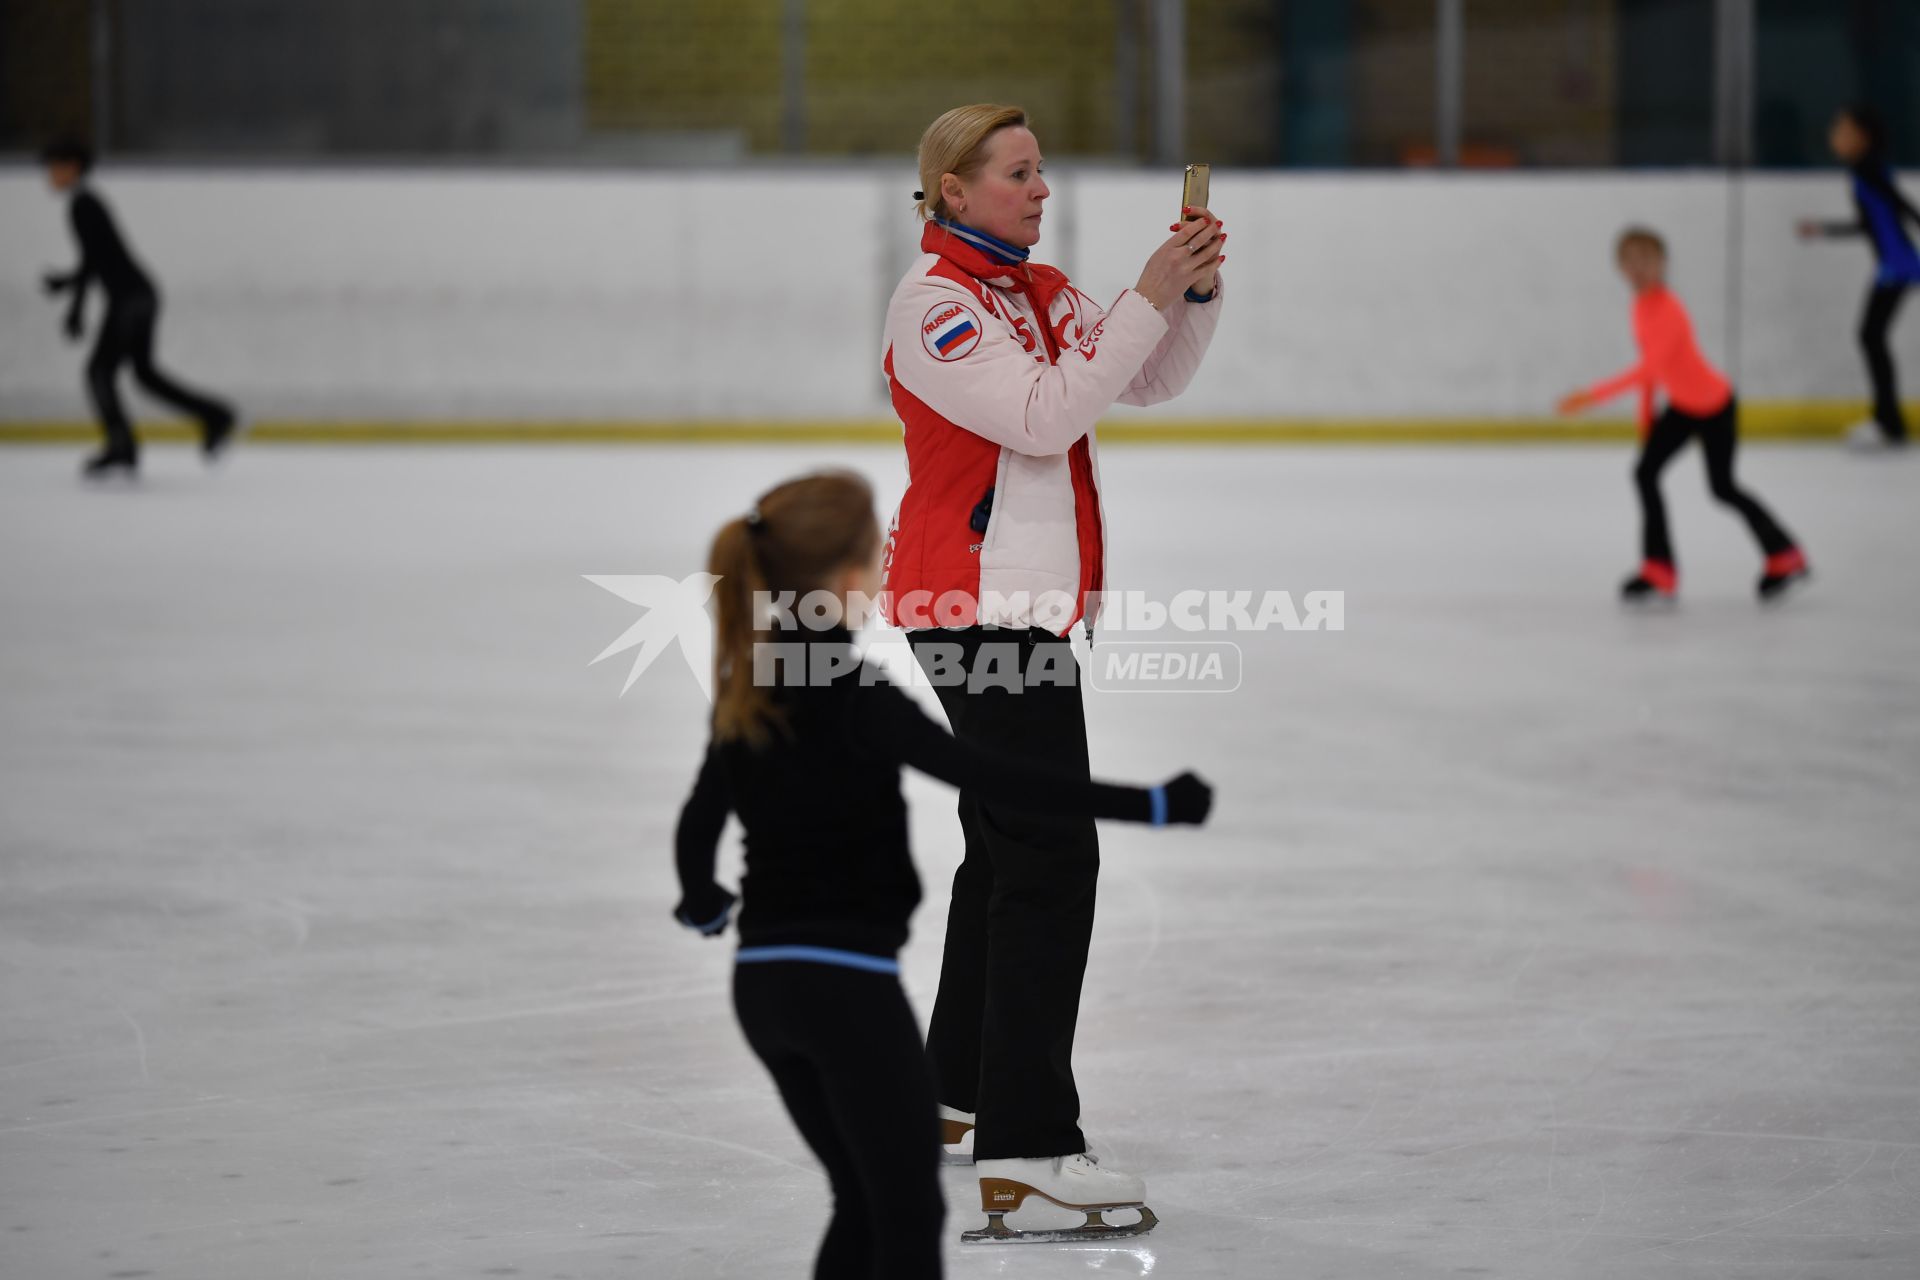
[603,1118,812,1175]
[1221,1123,1549,1212]
[496,1140,660,1188]
[250,895,311,949]
[1547,1122,1920,1150]
[1098,863,1164,976]
[358,984,723,1036]
[1890,1144,1917,1199]
[0,1047,123,1076]
[111,1006,149,1082]
[1618,1142,1881,1258]
[1227,1212,1749,1246]
[1214,1085,1392,1204]
[0,1072,540,1137]
[0,1099,226,1138]
[1557,1148,1608,1261]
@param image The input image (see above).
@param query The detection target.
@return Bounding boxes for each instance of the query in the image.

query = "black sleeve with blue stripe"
[673,742,737,933]
[854,681,1162,826]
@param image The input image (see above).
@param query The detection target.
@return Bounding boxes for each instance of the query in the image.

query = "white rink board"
[2,442,1917,1279]
[2,167,1917,422]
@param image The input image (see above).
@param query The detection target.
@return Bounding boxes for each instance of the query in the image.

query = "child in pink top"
[1560,227,1809,602]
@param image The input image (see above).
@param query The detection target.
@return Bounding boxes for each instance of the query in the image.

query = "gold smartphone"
[1181,163,1211,219]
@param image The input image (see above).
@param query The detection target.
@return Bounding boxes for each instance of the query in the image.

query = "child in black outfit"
[671,470,1211,1278]
[39,139,239,480]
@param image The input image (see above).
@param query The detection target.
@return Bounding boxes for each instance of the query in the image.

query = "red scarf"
[920,222,1073,356]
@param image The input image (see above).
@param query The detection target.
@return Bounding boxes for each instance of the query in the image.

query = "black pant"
[87,291,232,458]
[1860,283,1909,442]
[1634,399,1795,566]
[908,626,1099,1161]
[733,961,944,1279]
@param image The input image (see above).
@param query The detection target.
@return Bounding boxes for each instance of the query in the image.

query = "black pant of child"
[87,290,232,459]
[1860,283,1910,443]
[1635,398,1796,566]
[908,625,1099,1161]
[733,961,945,1280]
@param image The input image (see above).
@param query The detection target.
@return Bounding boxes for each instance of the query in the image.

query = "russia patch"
[921,300,984,362]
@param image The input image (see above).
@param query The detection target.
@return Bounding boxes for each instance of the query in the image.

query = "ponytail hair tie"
[744,506,765,531]
[912,190,925,201]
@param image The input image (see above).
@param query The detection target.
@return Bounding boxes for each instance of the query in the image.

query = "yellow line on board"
[0,402,1898,446]
[0,420,900,445]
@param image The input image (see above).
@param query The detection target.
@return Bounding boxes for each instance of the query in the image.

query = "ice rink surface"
[2,441,1917,1280]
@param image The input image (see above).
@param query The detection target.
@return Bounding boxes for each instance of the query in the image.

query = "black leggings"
[87,291,232,458]
[909,626,1098,1161]
[1860,283,1909,442]
[1634,399,1795,566]
[733,961,944,1279]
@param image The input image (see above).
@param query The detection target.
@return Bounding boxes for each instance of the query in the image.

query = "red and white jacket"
[881,218,1222,634]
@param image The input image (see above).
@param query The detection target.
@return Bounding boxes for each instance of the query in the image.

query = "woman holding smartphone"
[880,102,1224,1243]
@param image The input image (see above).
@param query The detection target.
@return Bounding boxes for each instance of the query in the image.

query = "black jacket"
[672,628,1162,957]
[52,188,154,312]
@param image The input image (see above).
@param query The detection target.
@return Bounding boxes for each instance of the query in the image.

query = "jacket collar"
[925,217,1030,270]
[920,219,1073,325]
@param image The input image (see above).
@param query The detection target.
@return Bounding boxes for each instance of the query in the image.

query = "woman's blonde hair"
[708,470,880,747]
[916,104,1029,223]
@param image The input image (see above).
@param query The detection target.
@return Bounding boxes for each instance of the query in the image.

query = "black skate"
[1757,548,1810,602]
[80,450,138,482]
[1620,559,1676,605]
[202,409,244,462]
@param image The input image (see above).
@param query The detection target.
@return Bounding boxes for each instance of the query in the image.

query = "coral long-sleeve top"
[1581,285,1731,429]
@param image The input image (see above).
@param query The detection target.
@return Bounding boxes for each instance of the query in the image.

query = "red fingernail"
[1169,224,1179,232]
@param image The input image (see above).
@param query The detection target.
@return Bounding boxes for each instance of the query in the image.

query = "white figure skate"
[1845,420,1902,451]
[963,1152,1158,1243]
[939,1105,975,1165]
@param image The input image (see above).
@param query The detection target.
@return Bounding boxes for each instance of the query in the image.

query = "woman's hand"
[1557,389,1593,416]
[1135,207,1225,310]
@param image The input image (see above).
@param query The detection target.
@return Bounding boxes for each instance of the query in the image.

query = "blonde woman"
[880,103,1224,1241]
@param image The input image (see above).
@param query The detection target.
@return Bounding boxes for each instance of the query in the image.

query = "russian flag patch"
[921,300,984,362]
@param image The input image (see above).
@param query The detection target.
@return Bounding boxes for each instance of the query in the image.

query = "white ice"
[2,442,1916,1279]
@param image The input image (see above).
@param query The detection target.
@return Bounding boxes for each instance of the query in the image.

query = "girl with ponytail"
[669,469,1212,1273]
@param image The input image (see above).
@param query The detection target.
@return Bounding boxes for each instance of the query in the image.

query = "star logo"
[585,572,723,699]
